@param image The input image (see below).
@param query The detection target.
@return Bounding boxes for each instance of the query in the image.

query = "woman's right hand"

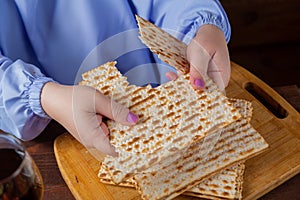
[40,82,138,156]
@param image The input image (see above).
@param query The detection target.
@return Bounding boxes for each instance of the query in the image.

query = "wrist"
[40,82,72,121]
[27,76,56,119]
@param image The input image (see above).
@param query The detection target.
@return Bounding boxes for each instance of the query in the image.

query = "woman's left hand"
[166,24,231,92]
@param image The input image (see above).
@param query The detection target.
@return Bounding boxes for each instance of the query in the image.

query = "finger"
[95,114,110,136]
[165,71,178,81]
[100,122,110,136]
[92,131,118,157]
[94,91,139,126]
[187,38,210,90]
[208,47,231,92]
[73,110,117,156]
[189,65,206,90]
[207,61,226,92]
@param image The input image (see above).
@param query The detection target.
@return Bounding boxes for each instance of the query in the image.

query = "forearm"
[0,53,54,140]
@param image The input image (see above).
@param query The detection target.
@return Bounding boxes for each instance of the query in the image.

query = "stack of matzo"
[79,16,268,200]
[98,98,250,200]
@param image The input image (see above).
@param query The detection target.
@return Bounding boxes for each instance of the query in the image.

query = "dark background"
[221,1,300,199]
[221,0,300,88]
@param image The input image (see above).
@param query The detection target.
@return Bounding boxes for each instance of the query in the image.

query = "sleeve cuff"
[181,11,231,45]
[28,76,56,119]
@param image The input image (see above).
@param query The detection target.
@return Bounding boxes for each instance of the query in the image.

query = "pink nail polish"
[127,112,138,123]
[165,74,172,81]
[194,79,205,88]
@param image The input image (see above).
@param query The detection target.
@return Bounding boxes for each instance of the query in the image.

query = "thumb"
[187,39,210,90]
[111,99,139,125]
[189,64,206,89]
[207,60,227,92]
[95,92,139,125]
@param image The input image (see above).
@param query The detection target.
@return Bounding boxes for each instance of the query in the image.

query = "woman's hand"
[41,82,138,157]
[187,24,231,91]
[167,24,231,91]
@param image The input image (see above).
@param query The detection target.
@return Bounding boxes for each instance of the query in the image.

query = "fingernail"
[194,79,205,88]
[165,73,172,81]
[127,112,139,123]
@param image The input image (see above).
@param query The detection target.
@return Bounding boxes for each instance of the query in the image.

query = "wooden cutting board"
[54,62,300,200]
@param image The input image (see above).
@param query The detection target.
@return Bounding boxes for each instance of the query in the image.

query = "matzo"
[134,104,268,200]
[184,162,245,200]
[99,162,245,200]
[132,16,268,200]
[98,98,251,200]
[136,15,190,74]
[81,61,240,183]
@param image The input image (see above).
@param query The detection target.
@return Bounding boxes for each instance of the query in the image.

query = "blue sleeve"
[0,52,55,140]
[131,0,231,44]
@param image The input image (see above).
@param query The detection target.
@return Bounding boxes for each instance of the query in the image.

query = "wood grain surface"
[53,62,300,200]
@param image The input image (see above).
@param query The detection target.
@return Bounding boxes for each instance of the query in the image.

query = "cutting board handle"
[244,82,288,119]
[230,62,300,120]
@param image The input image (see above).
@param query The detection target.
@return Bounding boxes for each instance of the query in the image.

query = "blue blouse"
[0,0,230,140]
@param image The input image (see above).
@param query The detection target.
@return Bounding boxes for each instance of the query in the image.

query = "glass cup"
[0,132,44,200]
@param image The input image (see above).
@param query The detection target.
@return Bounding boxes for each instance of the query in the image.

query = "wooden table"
[24,85,300,200]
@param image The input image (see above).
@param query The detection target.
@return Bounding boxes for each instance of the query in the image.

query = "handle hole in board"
[244,82,288,119]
